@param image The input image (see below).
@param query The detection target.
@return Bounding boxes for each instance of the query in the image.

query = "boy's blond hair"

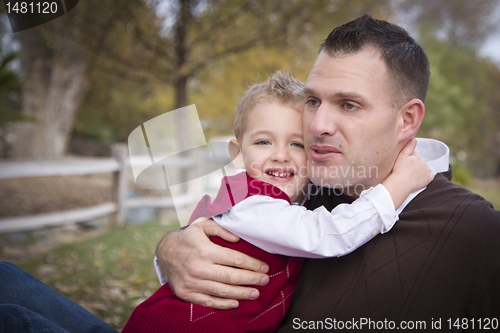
[233,70,305,141]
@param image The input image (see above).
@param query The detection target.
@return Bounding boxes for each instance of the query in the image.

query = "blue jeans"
[0,262,118,333]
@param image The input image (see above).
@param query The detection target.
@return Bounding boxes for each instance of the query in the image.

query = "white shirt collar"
[396,138,450,214]
[415,138,450,174]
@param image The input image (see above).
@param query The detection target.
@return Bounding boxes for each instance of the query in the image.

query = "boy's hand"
[383,138,435,209]
[393,138,435,192]
[156,219,270,309]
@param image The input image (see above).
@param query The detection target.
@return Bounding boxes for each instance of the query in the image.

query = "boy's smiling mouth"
[267,171,294,178]
[265,168,295,181]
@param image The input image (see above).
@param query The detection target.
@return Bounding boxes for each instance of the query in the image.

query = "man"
[156,15,500,330]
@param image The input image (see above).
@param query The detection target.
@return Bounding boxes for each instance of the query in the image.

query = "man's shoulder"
[404,172,500,238]
[413,172,497,214]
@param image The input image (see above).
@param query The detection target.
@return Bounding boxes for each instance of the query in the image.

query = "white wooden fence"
[0,143,196,234]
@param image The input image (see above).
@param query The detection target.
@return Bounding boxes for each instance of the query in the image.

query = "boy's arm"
[215,184,396,258]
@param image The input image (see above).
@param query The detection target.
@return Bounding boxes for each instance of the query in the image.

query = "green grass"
[14,221,180,331]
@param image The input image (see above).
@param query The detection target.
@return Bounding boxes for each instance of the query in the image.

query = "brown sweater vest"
[279,169,500,332]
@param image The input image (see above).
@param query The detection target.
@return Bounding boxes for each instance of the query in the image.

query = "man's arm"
[156,219,270,309]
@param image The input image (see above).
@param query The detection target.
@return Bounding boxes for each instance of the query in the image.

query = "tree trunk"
[175,75,189,149]
[8,24,88,159]
[174,0,192,151]
[172,0,193,191]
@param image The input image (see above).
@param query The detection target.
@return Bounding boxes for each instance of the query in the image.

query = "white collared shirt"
[154,138,450,284]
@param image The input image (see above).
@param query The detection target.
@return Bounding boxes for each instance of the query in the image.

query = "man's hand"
[156,219,270,309]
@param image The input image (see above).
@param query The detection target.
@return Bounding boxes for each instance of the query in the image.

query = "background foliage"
[2,0,498,176]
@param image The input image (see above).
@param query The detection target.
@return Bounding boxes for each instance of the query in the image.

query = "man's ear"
[228,139,244,169]
[396,98,425,143]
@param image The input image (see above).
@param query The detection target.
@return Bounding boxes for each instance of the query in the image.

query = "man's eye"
[306,98,320,107]
[291,142,304,149]
[255,140,271,145]
[343,103,358,110]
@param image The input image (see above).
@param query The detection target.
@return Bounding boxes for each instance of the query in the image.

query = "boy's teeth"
[268,171,292,178]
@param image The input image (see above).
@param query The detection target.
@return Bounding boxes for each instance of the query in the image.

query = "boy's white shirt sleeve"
[212,184,397,259]
[154,255,168,285]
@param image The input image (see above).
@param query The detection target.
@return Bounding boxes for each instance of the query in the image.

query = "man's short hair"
[320,15,430,107]
[234,70,305,141]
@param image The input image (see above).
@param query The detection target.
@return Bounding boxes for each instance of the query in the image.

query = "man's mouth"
[310,144,341,160]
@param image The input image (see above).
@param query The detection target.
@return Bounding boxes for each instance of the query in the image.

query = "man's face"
[303,47,403,194]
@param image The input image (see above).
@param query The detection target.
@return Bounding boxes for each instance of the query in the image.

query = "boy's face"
[239,101,309,202]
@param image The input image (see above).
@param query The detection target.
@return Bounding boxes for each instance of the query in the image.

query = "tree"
[0,52,21,125]
[8,19,87,158]
[393,0,500,177]
[395,0,499,47]
[3,0,157,158]
[418,34,500,177]
[0,51,22,157]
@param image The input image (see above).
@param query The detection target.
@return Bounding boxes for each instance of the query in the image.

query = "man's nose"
[309,105,337,138]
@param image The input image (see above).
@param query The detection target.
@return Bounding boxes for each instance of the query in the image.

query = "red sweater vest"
[122,172,303,333]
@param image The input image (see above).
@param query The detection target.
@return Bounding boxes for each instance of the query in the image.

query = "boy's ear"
[396,98,425,143]
[228,139,244,169]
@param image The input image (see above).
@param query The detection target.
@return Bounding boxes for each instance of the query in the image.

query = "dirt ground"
[0,172,170,262]
[0,171,169,218]
[0,174,113,217]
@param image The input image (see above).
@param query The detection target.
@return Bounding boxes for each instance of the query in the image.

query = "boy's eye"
[255,140,271,145]
[291,142,304,149]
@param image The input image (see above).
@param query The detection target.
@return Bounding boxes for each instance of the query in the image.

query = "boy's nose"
[272,146,290,162]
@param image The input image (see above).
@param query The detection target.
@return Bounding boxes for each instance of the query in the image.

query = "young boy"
[122,71,433,333]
